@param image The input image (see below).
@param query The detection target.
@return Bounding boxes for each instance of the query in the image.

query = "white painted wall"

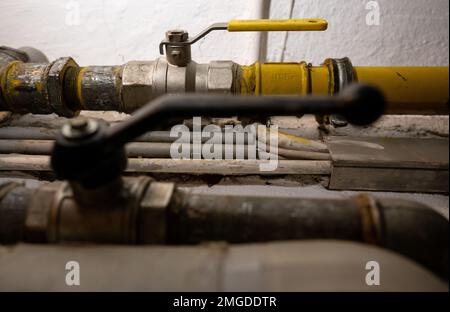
[0,0,448,66]
[0,0,264,65]
[267,0,449,66]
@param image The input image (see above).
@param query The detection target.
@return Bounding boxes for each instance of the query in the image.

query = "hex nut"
[207,61,236,93]
[166,30,189,42]
[121,61,157,113]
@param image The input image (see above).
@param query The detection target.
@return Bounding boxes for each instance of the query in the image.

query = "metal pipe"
[0,183,32,244]
[0,52,446,116]
[0,179,447,280]
[354,67,449,114]
[0,127,57,140]
[0,47,28,67]
[0,126,329,152]
[167,190,449,280]
[0,46,48,115]
[1,139,330,160]
[0,46,48,66]
[0,241,447,291]
[240,62,448,115]
[277,146,331,160]
[0,154,331,174]
[0,127,229,142]
[0,139,53,155]
[17,47,49,63]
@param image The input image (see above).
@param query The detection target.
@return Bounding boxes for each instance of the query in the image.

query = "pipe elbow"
[377,198,449,281]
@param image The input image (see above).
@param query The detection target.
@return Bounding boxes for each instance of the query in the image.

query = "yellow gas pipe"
[240,63,448,114]
[232,19,448,114]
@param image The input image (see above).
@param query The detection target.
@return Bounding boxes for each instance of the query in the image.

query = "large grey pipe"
[0,241,447,291]
[0,46,48,66]
[167,191,449,281]
[0,182,448,281]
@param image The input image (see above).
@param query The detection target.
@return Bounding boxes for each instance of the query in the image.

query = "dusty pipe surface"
[0,51,447,116]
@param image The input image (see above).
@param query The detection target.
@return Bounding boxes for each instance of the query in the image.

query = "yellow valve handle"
[160,19,328,55]
[227,18,328,32]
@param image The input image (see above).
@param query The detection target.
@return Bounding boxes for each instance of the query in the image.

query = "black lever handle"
[51,83,385,190]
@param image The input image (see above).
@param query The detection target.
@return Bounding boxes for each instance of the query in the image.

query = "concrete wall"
[0,0,448,66]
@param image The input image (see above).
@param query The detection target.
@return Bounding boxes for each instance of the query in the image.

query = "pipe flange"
[324,57,356,127]
[354,194,382,245]
[325,57,356,94]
